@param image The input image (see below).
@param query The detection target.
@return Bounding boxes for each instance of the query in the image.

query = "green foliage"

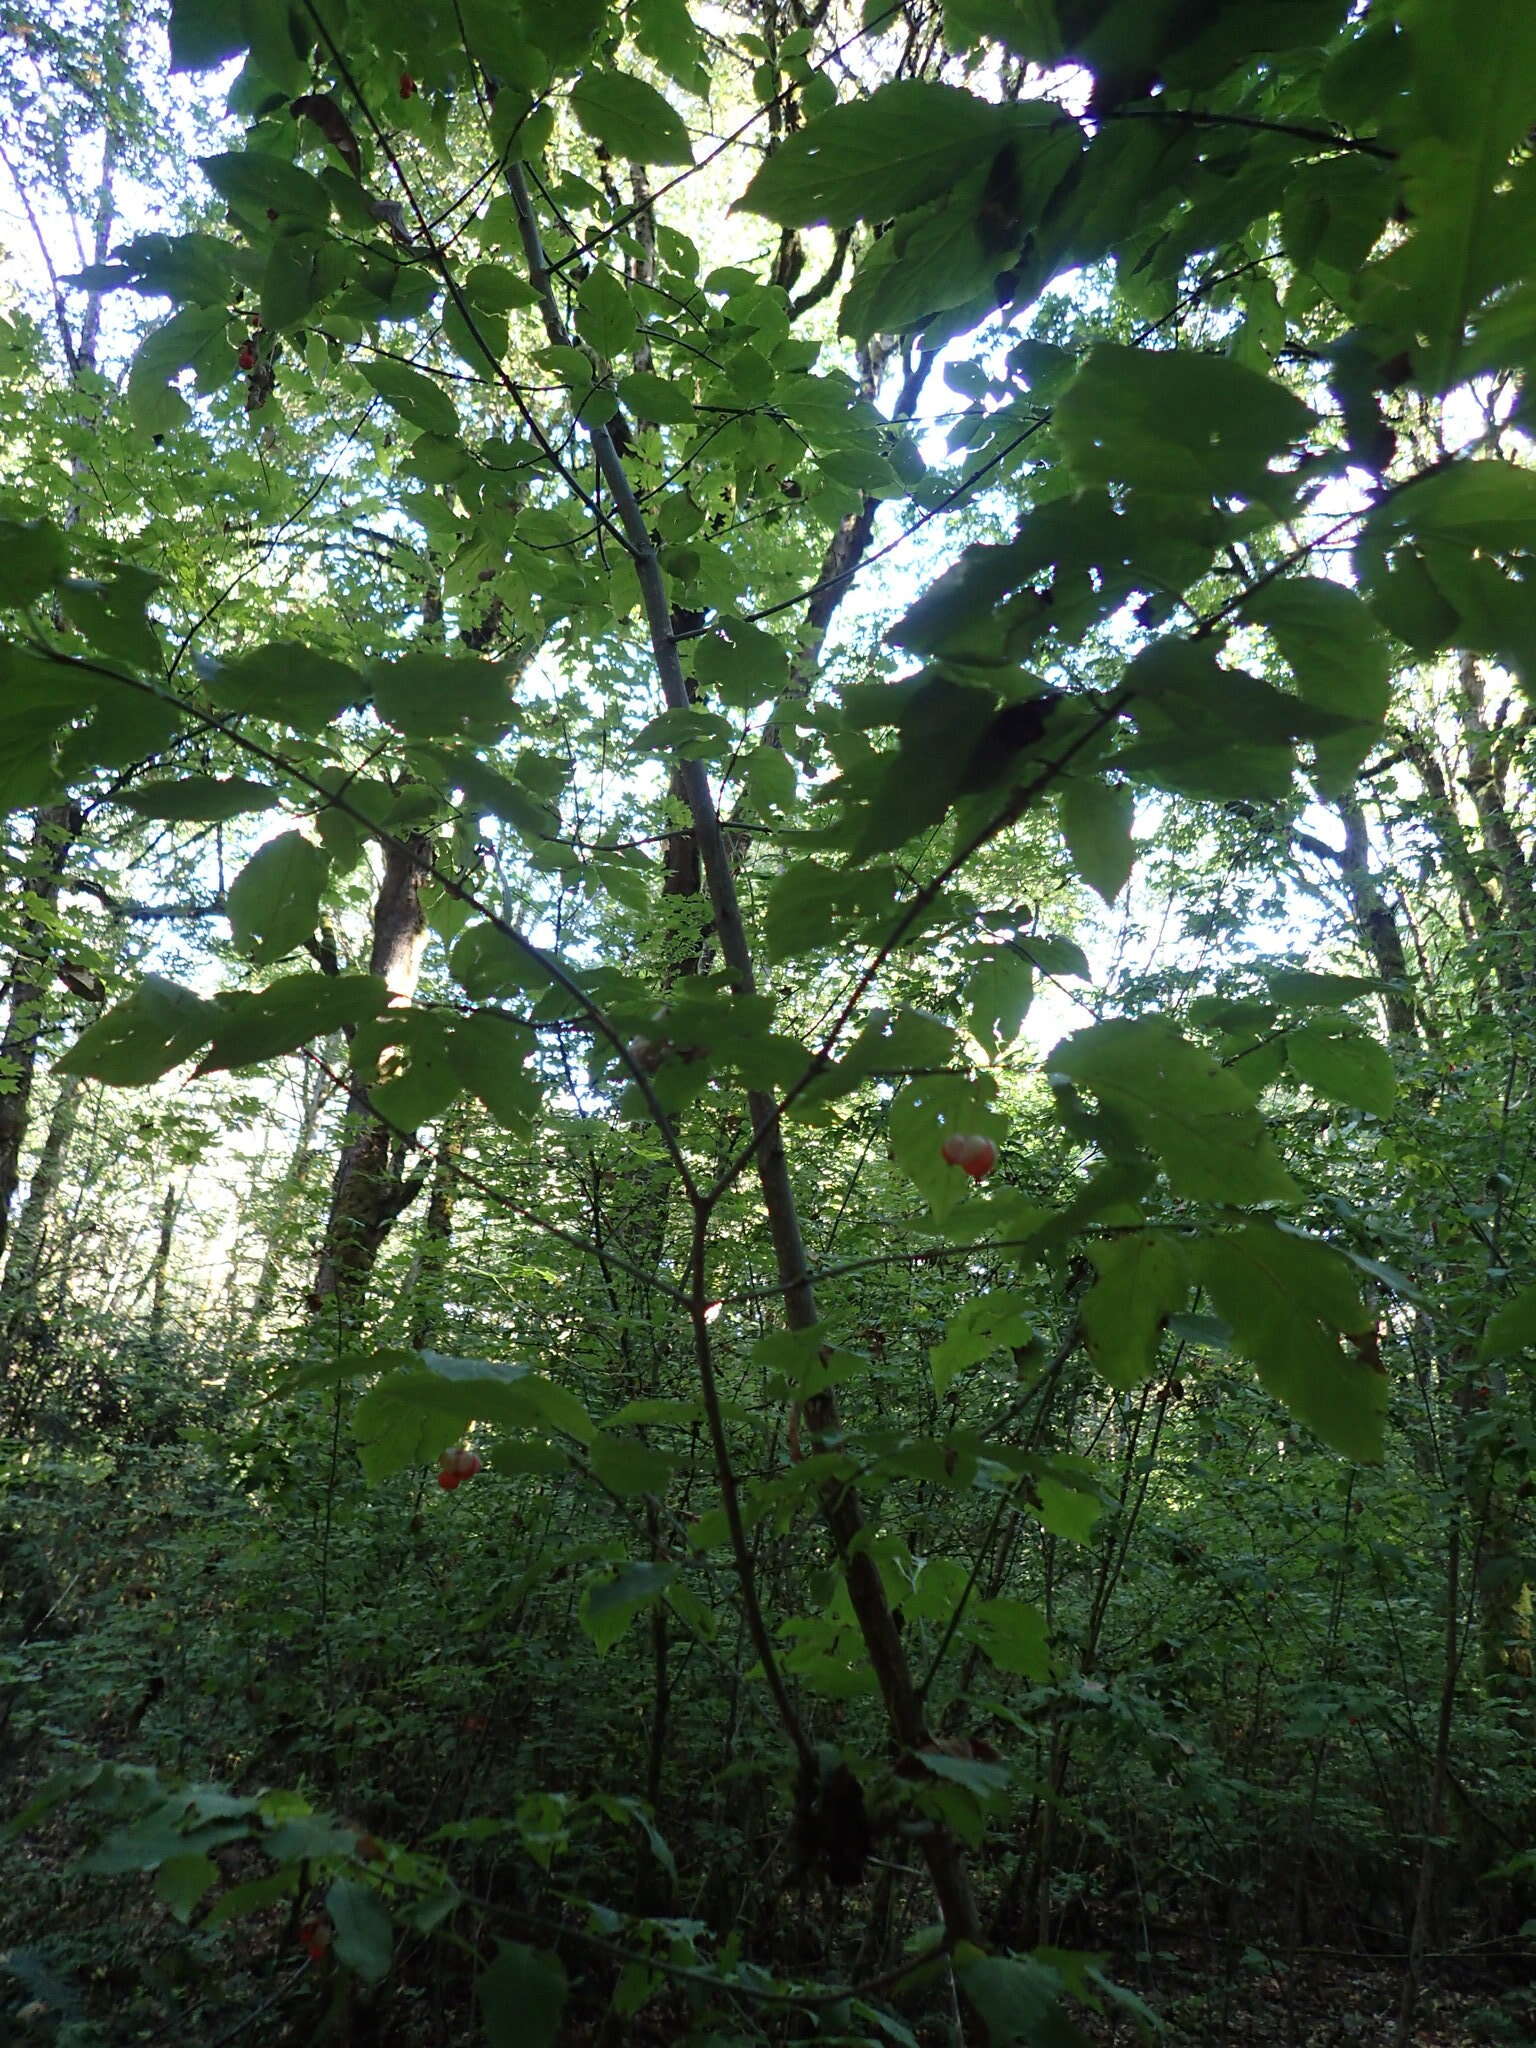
[6,0,1536,2040]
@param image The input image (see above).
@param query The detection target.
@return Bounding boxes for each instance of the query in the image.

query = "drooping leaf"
[1200,1226,1386,1461]
[198,974,387,1073]
[1049,1017,1296,1205]
[1081,1233,1190,1391]
[226,832,328,965]
[1478,1279,1536,1362]
[325,1879,393,1986]
[57,977,214,1085]
[1287,1014,1397,1117]
[358,359,461,437]
[1059,777,1135,904]
[1055,344,1313,503]
[571,70,693,164]
[579,1562,680,1653]
[352,1351,593,1483]
[739,81,1025,228]
[119,775,279,822]
[477,1942,568,2048]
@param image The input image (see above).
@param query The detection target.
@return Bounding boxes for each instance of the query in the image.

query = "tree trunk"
[408,1116,461,1349]
[0,804,81,1266]
[1,1069,83,1343]
[1332,790,1424,1047]
[311,832,432,1323]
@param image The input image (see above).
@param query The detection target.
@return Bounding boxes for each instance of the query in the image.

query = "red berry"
[298,1914,332,1961]
[399,71,417,98]
[238,344,256,371]
[437,1470,459,1491]
[940,1133,998,1180]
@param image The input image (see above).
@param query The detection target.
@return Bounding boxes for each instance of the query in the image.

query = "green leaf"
[57,977,214,1085]
[199,151,333,226]
[325,1879,393,1986]
[1242,580,1393,790]
[198,974,386,1073]
[1081,1233,1190,1391]
[589,1436,676,1496]
[368,651,513,736]
[1478,1279,1536,1361]
[119,775,279,822]
[1055,344,1313,502]
[740,81,1023,228]
[1392,0,1536,392]
[967,949,1034,1058]
[358,359,461,437]
[1049,1017,1296,1205]
[691,616,789,707]
[579,1561,679,1654]
[1287,1015,1397,1117]
[1265,967,1390,1007]
[260,230,348,330]
[352,1351,594,1483]
[1059,778,1135,904]
[958,1952,1088,2047]
[571,71,693,165]
[1200,1226,1386,1461]
[127,307,229,432]
[169,0,250,70]
[0,517,67,606]
[618,371,697,424]
[577,265,638,358]
[199,641,364,724]
[226,832,328,965]
[931,1291,1035,1395]
[155,1854,218,1923]
[447,1010,541,1133]
[478,1942,568,2048]
[966,1597,1052,1680]
[1371,460,1536,550]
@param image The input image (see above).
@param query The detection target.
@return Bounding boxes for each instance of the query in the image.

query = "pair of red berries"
[437,1445,482,1491]
[940,1133,998,1180]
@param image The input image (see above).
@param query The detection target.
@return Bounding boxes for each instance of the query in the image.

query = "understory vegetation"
[2,0,1535,2041]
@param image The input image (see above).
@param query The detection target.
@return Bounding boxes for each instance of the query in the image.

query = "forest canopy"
[1,0,1535,2042]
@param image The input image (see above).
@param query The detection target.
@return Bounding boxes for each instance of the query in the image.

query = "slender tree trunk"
[146,1181,183,1353]
[0,804,82,1266]
[1,1070,83,1341]
[508,160,984,1953]
[1453,654,1536,983]
[245,1056,333,1340]
[407,1116,461,1349]
[1331,791,1424,1047]
[312,832,432,1322]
